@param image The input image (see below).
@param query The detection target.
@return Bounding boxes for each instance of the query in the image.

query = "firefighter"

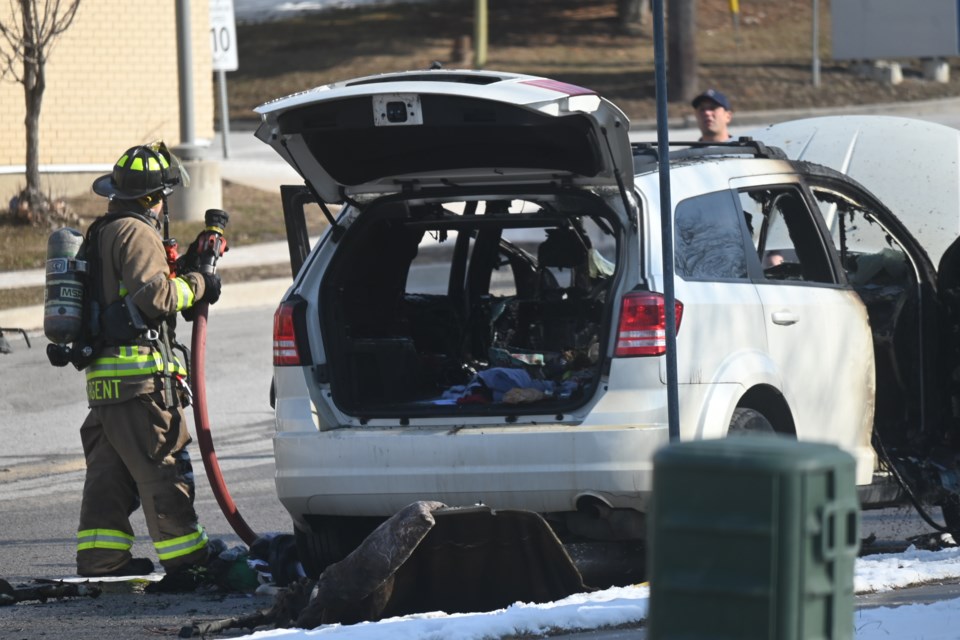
[75,142,220,592]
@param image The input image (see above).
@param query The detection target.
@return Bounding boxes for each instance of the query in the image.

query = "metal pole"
[730,0,740,45]
[217,69,231,159]
[653,0,681,443]
[812,0,821,87]
[474,0,487,68]
[175,0,196,148]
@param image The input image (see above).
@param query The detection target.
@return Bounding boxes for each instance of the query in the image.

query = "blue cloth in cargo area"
[441,367,578,404]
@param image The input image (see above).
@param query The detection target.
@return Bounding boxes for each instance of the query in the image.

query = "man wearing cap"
[692,89,734,143]
[72,142,220,592]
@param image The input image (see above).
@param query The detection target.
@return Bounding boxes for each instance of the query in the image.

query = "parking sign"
[210,0,239,72]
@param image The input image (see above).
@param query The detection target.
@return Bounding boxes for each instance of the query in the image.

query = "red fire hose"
[190,301,258,546]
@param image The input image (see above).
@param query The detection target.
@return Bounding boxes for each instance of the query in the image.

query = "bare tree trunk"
[616,0,643,23]
[2,0,79,224]
[21,0,45,211]
[616,0,648,33]
[617,0,653,34]
[667,0,697,103]
[23,85,44,209]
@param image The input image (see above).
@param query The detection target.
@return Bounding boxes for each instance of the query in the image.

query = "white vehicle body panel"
[275,424,668,517]
[636,169,773,443]
[754,281,876,480]
[641,163,877,483]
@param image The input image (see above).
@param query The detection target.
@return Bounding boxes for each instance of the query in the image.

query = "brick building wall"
[0,1,214,196]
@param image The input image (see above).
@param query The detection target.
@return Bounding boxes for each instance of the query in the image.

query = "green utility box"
[647,436,860,640]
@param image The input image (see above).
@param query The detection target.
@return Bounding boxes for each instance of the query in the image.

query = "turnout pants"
[76,390,208,576]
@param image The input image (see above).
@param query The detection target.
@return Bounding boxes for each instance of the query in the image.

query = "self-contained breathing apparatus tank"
[43,227,86,345]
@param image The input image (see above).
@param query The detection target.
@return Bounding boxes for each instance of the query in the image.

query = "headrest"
[538,228,588,269]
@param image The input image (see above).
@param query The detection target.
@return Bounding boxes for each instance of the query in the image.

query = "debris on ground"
[181,579,314,638]
[860,530,959,556]
[0,578,101,605]
[906,531,958,551]
[4,501,588,638]
[185,501,590,636]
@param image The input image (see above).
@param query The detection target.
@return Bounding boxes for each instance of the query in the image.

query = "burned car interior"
[318,192,620,416]
[811,186,940,451]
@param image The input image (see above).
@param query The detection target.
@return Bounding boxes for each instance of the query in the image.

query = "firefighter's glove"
[201,272,222,305]
[177,231,218,273]
[175,234,203,274]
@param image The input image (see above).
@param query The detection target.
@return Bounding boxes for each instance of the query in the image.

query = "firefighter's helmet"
[92,141,184,200]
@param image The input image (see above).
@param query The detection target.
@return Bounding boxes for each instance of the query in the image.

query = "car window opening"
[741,186,836,284]
[812,187,928,454]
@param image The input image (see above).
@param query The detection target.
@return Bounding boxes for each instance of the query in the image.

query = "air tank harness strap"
[156,320,190,409]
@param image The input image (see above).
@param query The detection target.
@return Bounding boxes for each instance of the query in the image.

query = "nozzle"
[204,208,229,231]
[199,209,230,275]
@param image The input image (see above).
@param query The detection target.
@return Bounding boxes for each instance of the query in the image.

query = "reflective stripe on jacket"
[85,345,187,404]
[173,276,196,311]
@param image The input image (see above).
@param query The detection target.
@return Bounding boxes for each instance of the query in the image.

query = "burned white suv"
[257,70,960,576]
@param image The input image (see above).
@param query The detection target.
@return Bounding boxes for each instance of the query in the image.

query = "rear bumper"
[273,423,669,519]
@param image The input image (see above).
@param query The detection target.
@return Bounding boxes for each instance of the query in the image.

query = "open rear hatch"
[254,69,634,203]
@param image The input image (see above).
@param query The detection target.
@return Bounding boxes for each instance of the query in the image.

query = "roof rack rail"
[631,136,788,164]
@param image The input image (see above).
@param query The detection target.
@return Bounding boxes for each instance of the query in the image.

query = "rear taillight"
[614,292,683,357]
[273,301,301,366]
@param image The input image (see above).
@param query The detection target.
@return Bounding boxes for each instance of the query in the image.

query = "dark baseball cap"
[692,89,731,110]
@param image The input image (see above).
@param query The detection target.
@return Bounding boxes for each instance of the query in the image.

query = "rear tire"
[294,522,343,579]
[728,408,775,436]
[942,497,960,540]
[293,517,382,579]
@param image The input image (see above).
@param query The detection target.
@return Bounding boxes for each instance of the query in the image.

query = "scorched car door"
[807,179,944,466]
[737,183,876,459]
